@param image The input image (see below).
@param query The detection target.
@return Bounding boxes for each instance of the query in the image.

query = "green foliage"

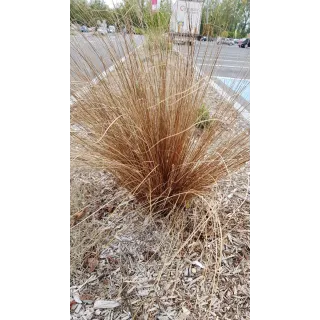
[145,31,172,53]
[70,0,172,33]
[143,6,171,32]
[70,0,115,26]
[196,104,211,129]
[221,30,229,37]
[201,0,250,37]
[202,24,213,36]
[134,27,144,35]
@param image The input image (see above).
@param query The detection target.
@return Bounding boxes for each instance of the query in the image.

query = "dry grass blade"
[70,4,250,320]
[71,31,249,213]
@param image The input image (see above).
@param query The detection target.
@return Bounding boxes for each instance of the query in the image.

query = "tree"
[201,0,250,37]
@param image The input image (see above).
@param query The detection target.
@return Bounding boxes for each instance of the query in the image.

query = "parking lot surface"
[177,42,250,105]
[71,34,250,107]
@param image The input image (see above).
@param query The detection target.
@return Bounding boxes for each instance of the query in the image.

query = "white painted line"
[195,50,250,56]
[197,64,249,68]
[196,58,249,63]
[194,56,250,60]
[214,76,250,81]
[179,51,250,122]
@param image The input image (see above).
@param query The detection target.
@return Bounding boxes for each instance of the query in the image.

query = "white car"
[108,25,116,33]
[217,37,234,45]
[97,27,108,35]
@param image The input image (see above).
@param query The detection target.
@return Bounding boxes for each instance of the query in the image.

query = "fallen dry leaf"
[73,208,86,220]
[88,257,99,272]
[70,300,76,310]
[95,210,104,220]
[106,205,115,213]
[80,294,94,301]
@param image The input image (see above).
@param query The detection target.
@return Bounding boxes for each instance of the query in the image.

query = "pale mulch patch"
[70,163,249,320]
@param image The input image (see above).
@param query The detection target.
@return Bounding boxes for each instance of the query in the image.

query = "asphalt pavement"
[176,41,250,106]
[70,33,144,90]
[71,34,250,107]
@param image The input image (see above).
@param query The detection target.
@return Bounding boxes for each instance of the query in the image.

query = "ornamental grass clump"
[71,30,249,213]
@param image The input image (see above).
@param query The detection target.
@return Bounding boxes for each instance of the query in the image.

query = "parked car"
[80,25,88,32]
[238,38,247,47]
[97,27,108,35]
[200,36,207,41]
[217,37,234,45]
[234,38,239,44]
[108,25,116,33]
[239,38,250,48]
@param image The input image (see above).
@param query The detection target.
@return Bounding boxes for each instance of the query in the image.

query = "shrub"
[134,27,144,35]
[145,30,172,52]
[71,32,249,213]
[196,104,211,129]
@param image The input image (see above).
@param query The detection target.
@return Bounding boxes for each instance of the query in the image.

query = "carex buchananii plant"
[71,18,249,213]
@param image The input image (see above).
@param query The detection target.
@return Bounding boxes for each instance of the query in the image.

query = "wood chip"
[73,293,82,304]
[75,304,82,313]
[93,300,121,309]
[137,289,149,296]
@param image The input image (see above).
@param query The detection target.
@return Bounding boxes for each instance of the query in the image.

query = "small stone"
[191,268,196,274]
[95,310,101,316]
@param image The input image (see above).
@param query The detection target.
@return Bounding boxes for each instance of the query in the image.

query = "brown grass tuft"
[71,32,249,213]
